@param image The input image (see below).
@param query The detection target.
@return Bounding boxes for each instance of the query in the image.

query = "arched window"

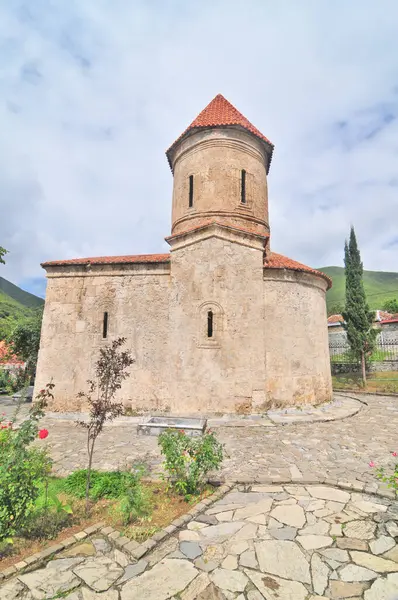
[207,310,213,338]
[198,302,223,348]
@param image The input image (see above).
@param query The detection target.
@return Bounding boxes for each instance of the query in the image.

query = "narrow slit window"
[189,175,194,207]
[102,312,108,339]
[241,169,246,204]
[207,310,213,338]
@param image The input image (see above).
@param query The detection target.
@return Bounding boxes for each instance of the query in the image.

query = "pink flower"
[392,452,397,457]
[38,429,49,440]
[369,461,375,467]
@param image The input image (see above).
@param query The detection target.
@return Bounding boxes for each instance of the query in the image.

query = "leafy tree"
[76,337,134,513]
[342,227,377,385]
[7,309,43,382]
[382,298,398,314]
[0,246,7,265]
[328,302,345,317]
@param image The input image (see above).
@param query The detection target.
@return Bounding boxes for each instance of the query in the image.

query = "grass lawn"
[333,370,398,394]
[0,472,214,571]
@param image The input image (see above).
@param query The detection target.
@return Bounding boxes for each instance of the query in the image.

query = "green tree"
[328,302,345,317]
[382,298,398,314]
[342,227,377,385]
[7,309,43,382]
[0,246,7,265]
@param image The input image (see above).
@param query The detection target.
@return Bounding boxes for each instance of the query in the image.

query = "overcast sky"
[1,1,398,298]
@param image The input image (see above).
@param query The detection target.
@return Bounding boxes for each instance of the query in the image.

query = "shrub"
[0,383,54,541]
[158,429,224,497]
[62,469,143,501]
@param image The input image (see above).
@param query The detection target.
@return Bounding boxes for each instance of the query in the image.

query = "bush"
[62,469,144,501]
[0,384,53,541]
[18,507,72,541]
[158,429,224,497]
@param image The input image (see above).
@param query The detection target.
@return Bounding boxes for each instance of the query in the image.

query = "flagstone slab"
[307,486,350,503]
[255,539,311,583]
[383,545,398,563]
[311,552,329,596]
[233,498,273,520]
[386,521,398,537]
[269,526,297,540]
[73,556,123,592]
[319,548,349,562]
[270,505,305,528]
[245,568,308,600]
[297,535,333,550]
[81,589,119,600]
[350,550,398,573]
[239,550,258,569]
[120,559,198,600]
[343,520,376,540]
[181,572,210,600]
[369,535,396,555]
[299,520,329,536]
[18,566,81,599]
[364,572,398,600]
[329,580,367,598]
[351,500,388,514]
[339,564,378,582]
[337,537,368,551]
[180,541,203,559]
[210,568,248,592]
[0,579,30,600]
[200,522,245,542]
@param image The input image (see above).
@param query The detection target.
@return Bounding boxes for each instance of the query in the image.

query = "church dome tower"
[166,94,274,242]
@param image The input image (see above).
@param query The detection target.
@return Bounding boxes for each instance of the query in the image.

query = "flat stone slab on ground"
[120,558,198,600]
[255,539,311,583]
[73,555,124,592]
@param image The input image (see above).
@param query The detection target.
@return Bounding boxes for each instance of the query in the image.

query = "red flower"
[392,452,397,457]
[38,429,49,440]
[369,461,375,467]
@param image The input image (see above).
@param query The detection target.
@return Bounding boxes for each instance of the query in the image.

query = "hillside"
[0,277,44,340]
[0,276,44,308]
[319,266,398,311]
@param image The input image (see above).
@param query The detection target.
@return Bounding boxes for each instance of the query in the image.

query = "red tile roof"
[42,254,170,267]
[327,314,344,325]
[264,252,332,289]
[166,94,274,171]
[42,249,331,288]
[0,341,24,365]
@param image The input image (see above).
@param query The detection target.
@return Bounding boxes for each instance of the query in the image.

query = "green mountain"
[0,277,44,309]
[0,277,44,340]
[319,266,398,312]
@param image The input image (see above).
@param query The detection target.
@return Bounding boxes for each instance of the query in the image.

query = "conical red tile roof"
[166,94,274,170]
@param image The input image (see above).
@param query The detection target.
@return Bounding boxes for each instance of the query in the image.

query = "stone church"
[35,94,332,414]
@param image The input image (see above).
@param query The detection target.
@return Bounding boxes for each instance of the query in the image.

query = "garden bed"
[0,476,214,572]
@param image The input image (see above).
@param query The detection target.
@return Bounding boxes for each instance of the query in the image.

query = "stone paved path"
[35,394,397,485]
[2,484,398,599]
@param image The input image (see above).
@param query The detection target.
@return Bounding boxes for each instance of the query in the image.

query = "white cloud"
[1,0,398,296]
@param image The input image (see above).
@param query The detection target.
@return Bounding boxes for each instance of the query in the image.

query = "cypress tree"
[342,227,376,385]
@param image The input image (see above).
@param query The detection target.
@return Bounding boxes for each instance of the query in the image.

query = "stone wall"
[167,232,267,414]
[263,270,332,406]
[170,128,270,238]
[34,262,171,412]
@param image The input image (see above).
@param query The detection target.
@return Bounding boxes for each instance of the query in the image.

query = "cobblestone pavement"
[34,394,398,485]
[2,484,398,599]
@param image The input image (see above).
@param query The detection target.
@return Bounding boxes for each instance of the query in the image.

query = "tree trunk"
[85,437,96,515]
[361,351,367,387]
